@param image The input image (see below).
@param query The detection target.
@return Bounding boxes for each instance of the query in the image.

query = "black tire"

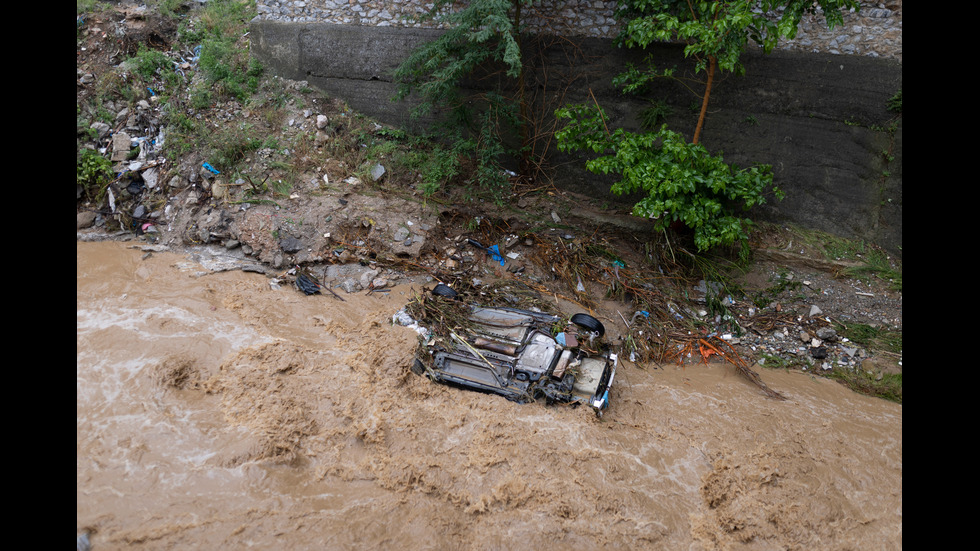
[570,313,605,337]
[431,283,459,299]
[411,358,426,376]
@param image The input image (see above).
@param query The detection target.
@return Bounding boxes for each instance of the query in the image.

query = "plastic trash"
[466,239,505,266]
[487,245,505,266]
[393,308,429,337]
[295,273,322,295]
[202,162,220,174]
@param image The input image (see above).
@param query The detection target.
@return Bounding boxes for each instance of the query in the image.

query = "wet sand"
[77,241,901,550]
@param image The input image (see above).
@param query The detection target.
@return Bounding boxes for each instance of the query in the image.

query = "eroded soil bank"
[77,240,901,550]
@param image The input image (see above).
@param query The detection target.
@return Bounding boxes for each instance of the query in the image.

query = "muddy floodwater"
[77,241,901,550]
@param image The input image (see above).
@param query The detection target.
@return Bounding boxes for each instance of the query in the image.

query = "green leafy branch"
[555,102,782,253]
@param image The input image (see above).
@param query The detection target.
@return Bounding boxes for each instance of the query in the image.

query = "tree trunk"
[692,55,716,145]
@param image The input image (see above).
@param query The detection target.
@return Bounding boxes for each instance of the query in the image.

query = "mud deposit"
[77,241,901,550]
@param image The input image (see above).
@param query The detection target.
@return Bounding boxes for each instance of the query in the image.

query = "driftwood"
[665,334,786,401]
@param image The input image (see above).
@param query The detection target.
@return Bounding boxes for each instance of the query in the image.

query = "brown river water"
[77,241,902,550]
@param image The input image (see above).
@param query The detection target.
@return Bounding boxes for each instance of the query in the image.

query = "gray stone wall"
[255,0,902,62]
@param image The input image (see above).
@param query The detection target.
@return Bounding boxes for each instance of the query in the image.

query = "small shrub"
[887,89,902,114]
[198,39,262,101]
[408,143,464,198]
[203,123,265,172]
[132,47,170,79]
[191,0,262,102]
[77,149,114,203]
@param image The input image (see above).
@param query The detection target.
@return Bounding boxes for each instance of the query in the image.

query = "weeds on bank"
[828,368,902,403]
[835,321,903,355]
[841,247,902,291]
[806,231,901,291]
[760,224,902,291]
[77,0,263,171]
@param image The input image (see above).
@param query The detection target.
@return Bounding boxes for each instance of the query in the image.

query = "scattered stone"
[90,121,110,139]
[360,269,379,288]
[77,211,97,229]
[111,132,131,161]
[339,278,360,293]
[393,226,410,242]
[815,327,838,342]
[279,236,304,253]
[143,167,159,189]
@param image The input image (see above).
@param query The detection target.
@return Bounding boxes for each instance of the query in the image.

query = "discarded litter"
[487,245,505,266]
[202,162,220,174]
[466,239,505,266]
[295,273,322,295]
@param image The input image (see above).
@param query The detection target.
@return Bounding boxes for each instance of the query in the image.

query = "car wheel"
[431,283,459,299]
[411,358,426,376]
[570,313,605,337]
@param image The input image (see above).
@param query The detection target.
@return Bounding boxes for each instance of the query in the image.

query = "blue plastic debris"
[487,245,505,266]
[466,239,506,266]
[202,162,220,174]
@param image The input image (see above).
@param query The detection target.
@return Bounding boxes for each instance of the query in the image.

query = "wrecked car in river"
[406,284,617,416]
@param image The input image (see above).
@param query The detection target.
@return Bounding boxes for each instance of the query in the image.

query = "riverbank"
[76,1,901,399]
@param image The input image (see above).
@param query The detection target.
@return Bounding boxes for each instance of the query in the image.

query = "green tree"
[615,0,859,143]
[556,0,858,252]
[555,104,781,254]
[393,0,532,201]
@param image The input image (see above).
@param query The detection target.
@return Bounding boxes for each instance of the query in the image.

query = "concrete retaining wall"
[249,9,902,255]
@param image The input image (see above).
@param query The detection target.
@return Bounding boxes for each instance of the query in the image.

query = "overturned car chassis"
[411,285,617,416]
